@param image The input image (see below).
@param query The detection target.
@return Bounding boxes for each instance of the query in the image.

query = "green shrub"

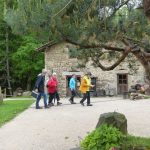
[80,124,124,150]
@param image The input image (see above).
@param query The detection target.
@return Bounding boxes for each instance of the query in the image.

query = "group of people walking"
[34,69,94,109]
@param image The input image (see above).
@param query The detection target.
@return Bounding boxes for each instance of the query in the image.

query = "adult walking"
[47,72,62,106]
[79,72,94,106]
[34,69,49,109]
[69,74,76,104]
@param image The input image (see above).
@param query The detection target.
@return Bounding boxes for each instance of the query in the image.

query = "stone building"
[37,41,146,97]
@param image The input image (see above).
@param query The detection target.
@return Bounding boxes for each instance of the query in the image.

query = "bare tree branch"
[64,37,125,52]
[108,0,130,18]
[143,52,150,59]
[53,0,73,18]
[91,47,131,71]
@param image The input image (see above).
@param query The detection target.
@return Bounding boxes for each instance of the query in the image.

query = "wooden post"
[4,88,6,98]
[0,86,3,104]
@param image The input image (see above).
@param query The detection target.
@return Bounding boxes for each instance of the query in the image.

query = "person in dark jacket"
[34,69,49,109]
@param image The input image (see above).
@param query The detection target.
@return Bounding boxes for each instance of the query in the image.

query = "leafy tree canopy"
[5,0,146,43]
[5,0,150,81]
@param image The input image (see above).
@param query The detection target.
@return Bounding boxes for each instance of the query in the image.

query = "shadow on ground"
[70,148,80,150]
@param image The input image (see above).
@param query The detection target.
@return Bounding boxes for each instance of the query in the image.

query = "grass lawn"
[122,135,150,149]
[0,100,35,127]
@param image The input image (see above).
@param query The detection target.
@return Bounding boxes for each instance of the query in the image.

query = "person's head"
[51,72,57,80]
[46,70,51,77]
[72,74,76,78]
[42,68,47,75]
[52,72,57,77]
[86,71,92,77]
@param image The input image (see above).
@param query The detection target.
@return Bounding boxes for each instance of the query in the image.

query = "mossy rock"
[96,112,127,134]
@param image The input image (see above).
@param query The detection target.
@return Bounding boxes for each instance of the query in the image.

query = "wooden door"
[117,74,128,94]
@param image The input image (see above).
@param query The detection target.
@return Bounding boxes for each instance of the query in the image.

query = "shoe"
[57,102,62,106]
[80,101,84,106]
[44,106,50,109]
[36,107,42,109]
[48,103,54,106]
[69,99,73,104]
[69,99,76,104]
[87,104,93,106]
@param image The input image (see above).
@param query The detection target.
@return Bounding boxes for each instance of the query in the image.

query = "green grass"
[11,95,33,98]
[0,100,35,127]
[122,135,150,149]
[0,100,3,105]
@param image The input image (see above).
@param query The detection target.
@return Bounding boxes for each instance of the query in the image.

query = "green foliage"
[80,124,123,150]
[0,19,23,88]
[11,36,44,89]
[80,124,150,150]
[0,0,44,91]
[4,0,150,77]
[6,0,150,54]
[0,100,35,127]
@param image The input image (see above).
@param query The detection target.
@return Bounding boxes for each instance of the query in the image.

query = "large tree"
[0,0,44,93]
[5,0,150,82]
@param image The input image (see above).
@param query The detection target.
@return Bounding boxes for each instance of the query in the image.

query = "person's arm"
[34,76,42,91]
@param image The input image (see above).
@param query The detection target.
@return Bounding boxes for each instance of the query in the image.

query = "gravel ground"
[0,97,150,150]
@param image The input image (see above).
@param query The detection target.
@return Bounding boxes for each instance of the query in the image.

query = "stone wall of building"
[45,42,145,97]
[86,59,145,95]
[45,42,80,97]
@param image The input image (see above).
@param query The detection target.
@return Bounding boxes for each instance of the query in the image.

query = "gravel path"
[0,97,150,150]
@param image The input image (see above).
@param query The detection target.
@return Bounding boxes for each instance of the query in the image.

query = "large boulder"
[96,112,127,134]
[22,91,31,96]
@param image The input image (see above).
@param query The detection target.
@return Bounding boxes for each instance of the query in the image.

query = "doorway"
[117,74,128,94]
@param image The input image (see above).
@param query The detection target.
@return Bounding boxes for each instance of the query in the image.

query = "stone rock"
[96,112,127,134]
[22,91,31,96]
[15,87,23,96]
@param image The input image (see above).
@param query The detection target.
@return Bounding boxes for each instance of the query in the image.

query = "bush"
[80,124,124,150]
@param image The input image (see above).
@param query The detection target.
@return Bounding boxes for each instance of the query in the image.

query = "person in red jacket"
[47,72,62,106]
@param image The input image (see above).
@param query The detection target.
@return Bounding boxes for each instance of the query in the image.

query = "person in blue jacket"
[69,74,77,104]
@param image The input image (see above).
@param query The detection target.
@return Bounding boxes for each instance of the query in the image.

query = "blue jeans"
[36,92,47,108]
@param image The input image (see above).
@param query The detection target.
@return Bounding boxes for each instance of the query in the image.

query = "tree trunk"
[131,51,150,95]
[132,51,150,84]
[143,0,150,18]
[5,25,12,96]
[26,76,32,91]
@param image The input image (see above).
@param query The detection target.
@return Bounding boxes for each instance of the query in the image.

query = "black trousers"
[48,91,60,104]
[69,90,76,102]
[80,91,90,104]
